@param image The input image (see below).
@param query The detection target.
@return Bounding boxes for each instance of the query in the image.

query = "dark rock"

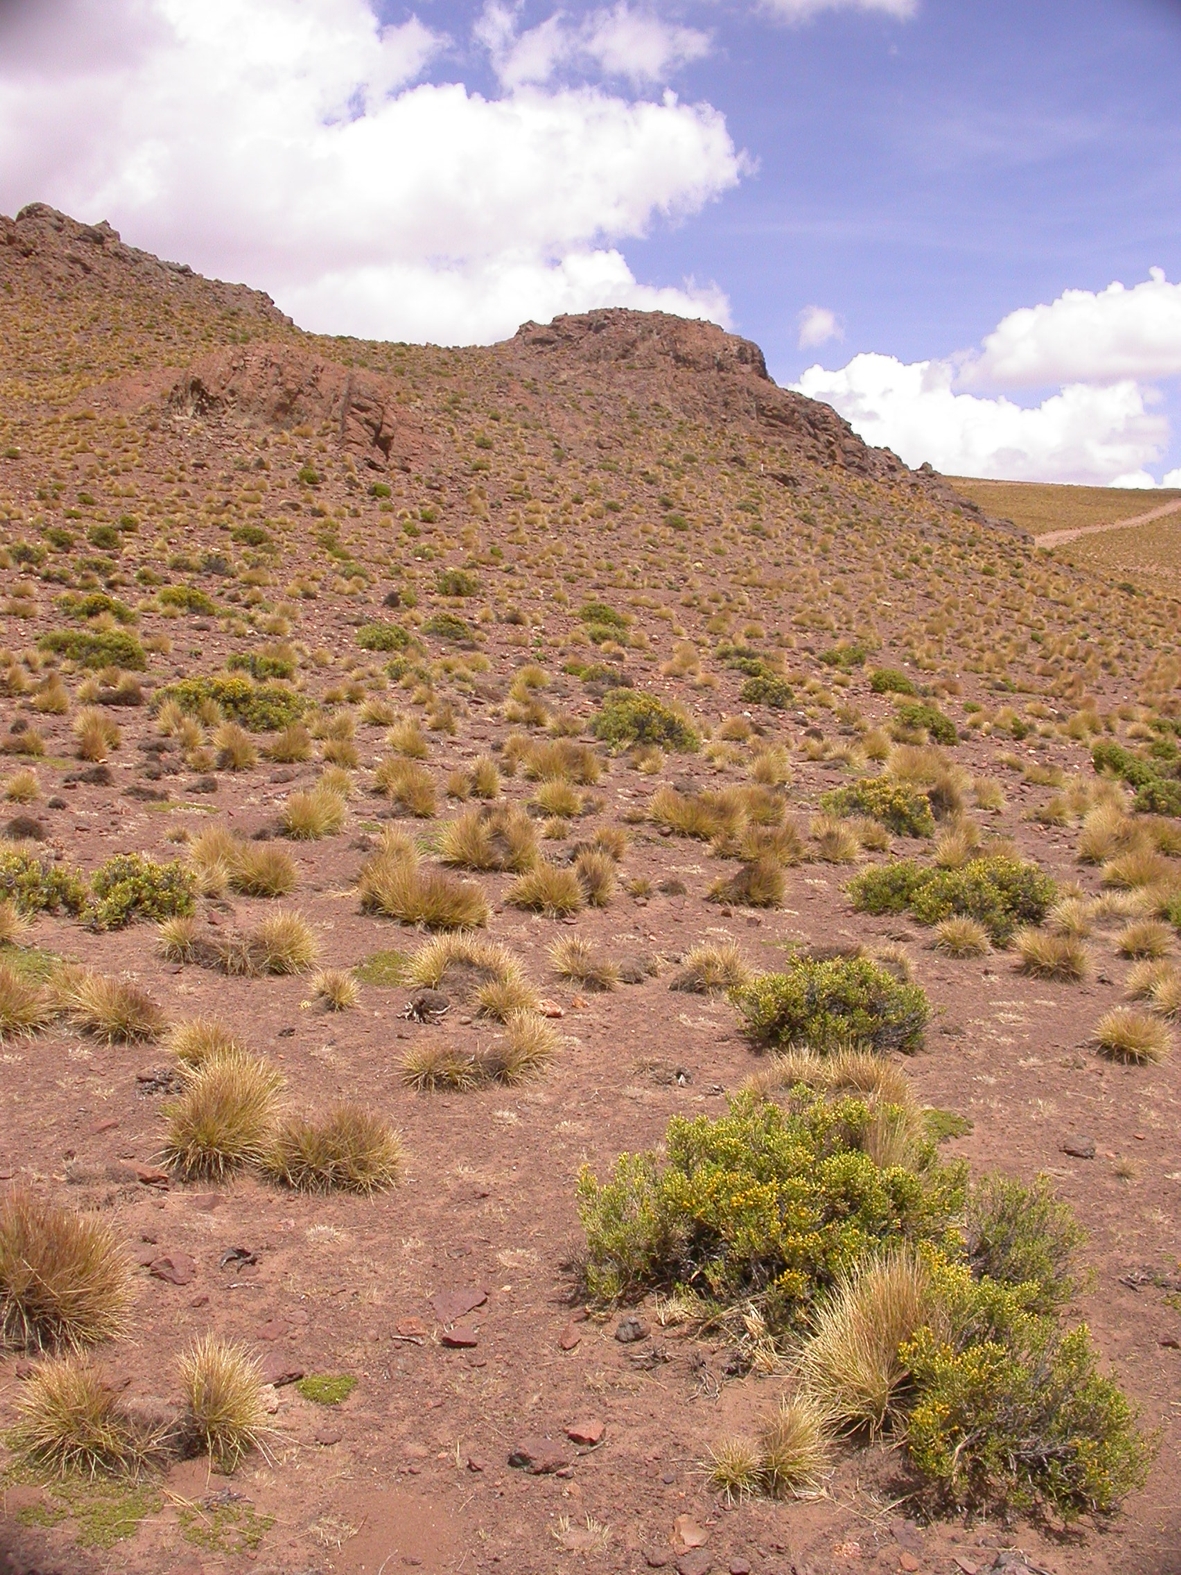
[614,1315,648,1343]
[676,1553,712,1575]
[3,816,45,840]
[1061,1136,1096,1159]
[314,1423,343,1446]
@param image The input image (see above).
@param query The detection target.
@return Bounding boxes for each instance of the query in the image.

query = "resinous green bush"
[820,777,935,838]
[849,855,1056,944]
[736,955,930,1054]
[591,689,699,752]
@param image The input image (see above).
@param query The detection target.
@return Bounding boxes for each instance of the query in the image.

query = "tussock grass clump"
[1102,847,1172,891]
[387,717,430,758]
[520,738,602,785]
[677,941,753,995]
[189,828,299,899]
[746,1047,913,1110]
[0,959,53,1037]
[0,897,32,946]
[797,1251,938,1433]
[208,909,320,977]
[737,955,929,1055]
[167,1017,245,1071]
[1046,895,1094,938]
[932,916,991,958]
[756,1396,834,1496]
[161,1054,283,1180]
[549,935,618,990]
[0,1192,131,1351]
[61,971,166,1043]
[3,768,41,803]
[264,1105,401,1193]
[1150,970,1181,1019]
[402,1012,558,1090]
[1094,1008,1172,1065]
[707,1435,763,1505]
[280,783,346,840]
[1014,928,1090,982]
[157,913,199,962]
[373,756,437,817]
[810,813,861,864]
[708,855,786,908]
[574,847,617,906]
[310,968,359,1011]
[9,1355,154,1477]
[73,708,120,762]
[436,804,538,872]
[403,933,530,1015]
[506,861,584,917]
[359,846,490,930]
[265,721,313,763]
[1123,958,1175,1001]
[178,1336,267,1471]
[214,721,258,771]
[531,778,582,817]
[1116,919,1173,959]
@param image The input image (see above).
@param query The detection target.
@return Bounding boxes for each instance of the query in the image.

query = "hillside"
[0,204,1178,1575]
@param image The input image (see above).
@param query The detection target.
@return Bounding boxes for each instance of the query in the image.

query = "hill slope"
[0,205,1178,1575]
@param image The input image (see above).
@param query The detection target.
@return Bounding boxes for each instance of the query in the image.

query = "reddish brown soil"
[0,204,1178,1575]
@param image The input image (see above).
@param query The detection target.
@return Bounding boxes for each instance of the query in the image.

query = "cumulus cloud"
[0,0,742,344]
[797,304,841,350]
[1165,468,1181,488]
[479,2,712,90]
[967,268,1181,387]
[760,0,917,24]
[795,353,1168,485]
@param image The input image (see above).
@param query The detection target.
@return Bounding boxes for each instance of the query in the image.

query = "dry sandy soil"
[0,204,1178,1575]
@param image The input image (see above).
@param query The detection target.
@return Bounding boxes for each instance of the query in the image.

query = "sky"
[1,0,1180,485]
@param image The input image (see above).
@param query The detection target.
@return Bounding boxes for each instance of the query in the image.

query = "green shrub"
[87,524,120,551]
[580,601,628,631]
[903,1312,1150,1520]
[736,955,930,1054]
[159,585,218,615]
[820,778,935,837]
[422,611,475,644]
[226,651,295,681]
[87,853,196,931]
[739,675,794,710]
[965,1174,1084,1315]
[436,568,480,597]
[357,621,410,653]
[231,524,271,547]
[895,701,958,745]
[870,667,918,696]
[591,690,699,752]
[0,847,87,915]
[577,1092,963,1325]
[55,592,136,625]
[1091,739,1160,791]
[154,675,306,732]
[819,641,869,670]
[38,631,146,671]
[1134,779,1181,817]
[849,855,1055,944]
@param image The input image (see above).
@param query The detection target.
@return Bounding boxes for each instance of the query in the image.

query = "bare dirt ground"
[0,204,1178,1575]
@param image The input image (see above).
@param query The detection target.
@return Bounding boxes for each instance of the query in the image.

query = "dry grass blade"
[483,1009,561,1084]
[310,968,359,1010]
[707,1435,762,1505]
[0,897,33,946]
[160,1053,283,1180]
[251,909,318,974]
[436,804,538,872]
[678,941,753,994]
[574,847,617,906]
[360,854,490,930]
[400,1041,482,1092]
[1116,919,1173,960]
[265,1105,401,1193]
[158,913,200,962]
[0,1191,131,1351]
[932,916,991,958]
[373,756,437,817]
[178,1335,268,1471]
[281,783,346,840]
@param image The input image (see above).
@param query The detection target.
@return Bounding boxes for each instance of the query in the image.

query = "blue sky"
[3,0,1181,482]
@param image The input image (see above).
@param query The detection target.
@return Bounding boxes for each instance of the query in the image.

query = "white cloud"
[0,0,742,344]
[480,3,712,91]
[1165,468,1181,488]
[968,268,1181,387]
[797,304,841,350]
[795,353,1168,485]
[760,0,917,24]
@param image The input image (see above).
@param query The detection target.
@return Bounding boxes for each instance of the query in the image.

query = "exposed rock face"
[167,345,423,471]
[505,307,908,482]
[1,202,290,328]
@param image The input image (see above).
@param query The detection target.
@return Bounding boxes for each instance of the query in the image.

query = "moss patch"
[296,1373,357,1405]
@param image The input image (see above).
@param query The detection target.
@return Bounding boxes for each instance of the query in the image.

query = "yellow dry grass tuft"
[178,1335,268,1472]
[265,1105,401,1193]
[932,916,991,958]
[310,968,359,1011]
[60,971,166,1043]
[757,1395,834,1497]
[9,1354,158,1477]
[1014,928,1090,982]
[0,1191,131,1352]
[359,848,490,930]
[549,934,618,990]
[1094,1008,1172,1065]
[505,861,584,917]
[167,1016,245,1071]
[160,1053,283,1180]
[281,783,347,840]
